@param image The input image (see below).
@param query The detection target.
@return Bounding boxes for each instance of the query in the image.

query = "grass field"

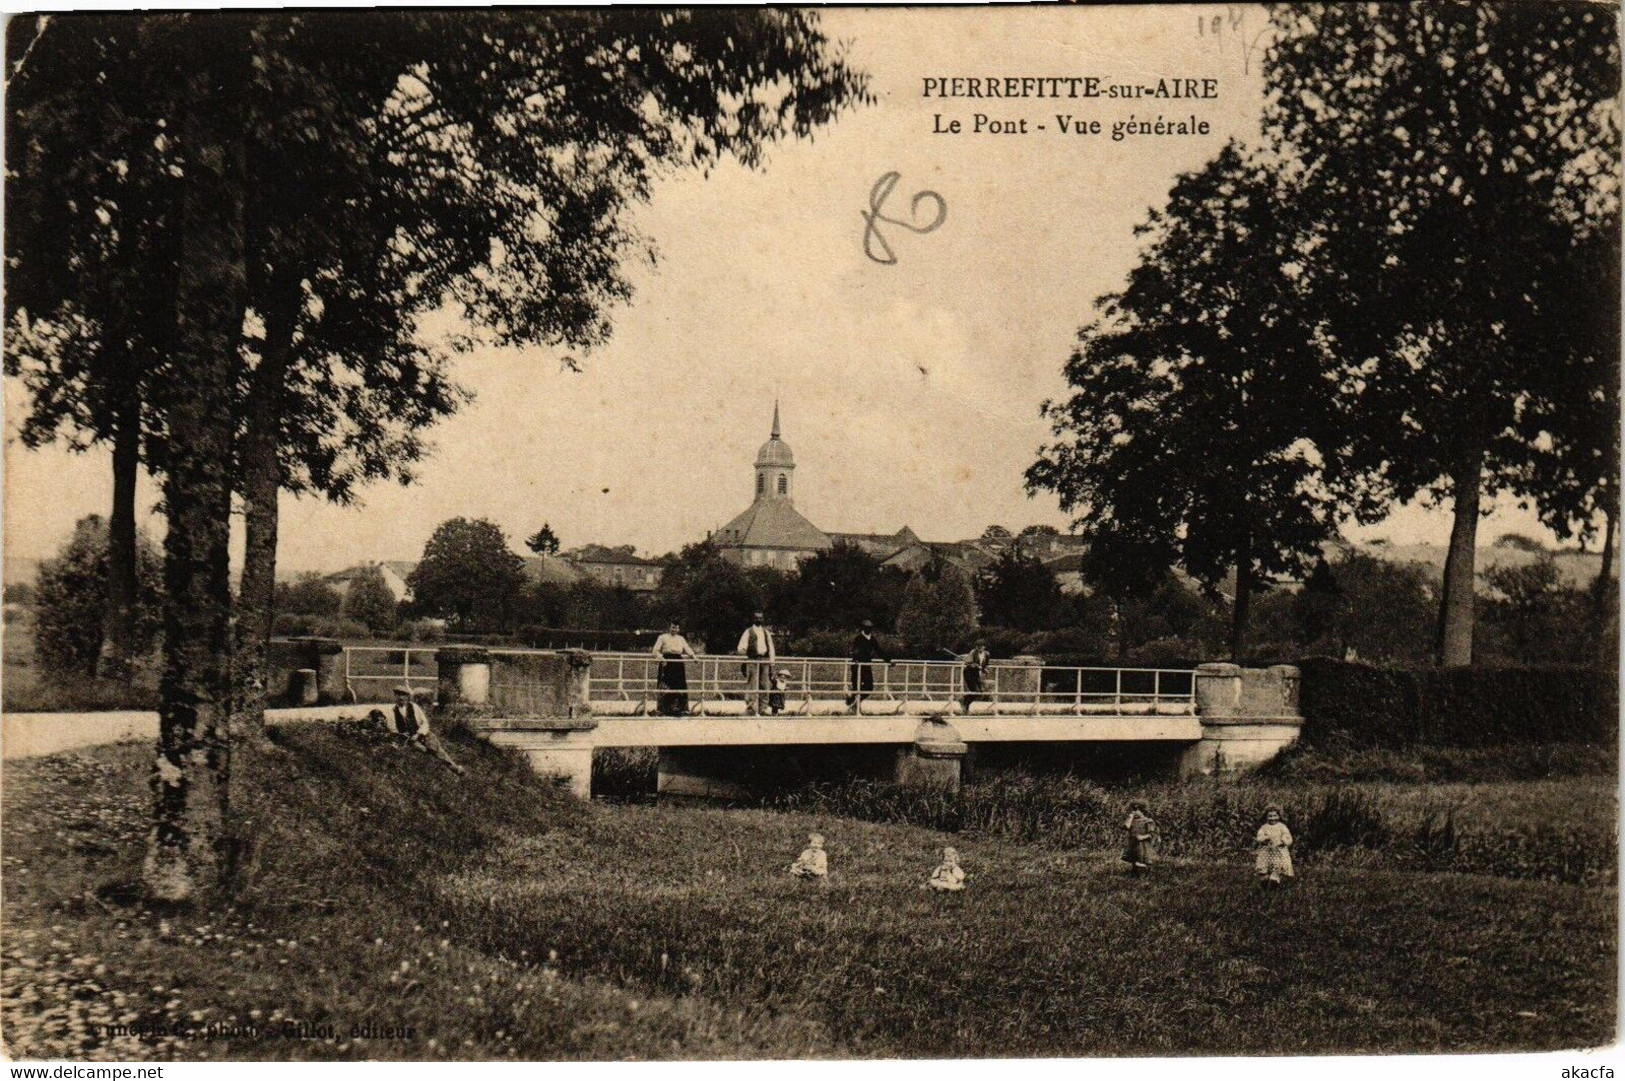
[1,722,1616,1060]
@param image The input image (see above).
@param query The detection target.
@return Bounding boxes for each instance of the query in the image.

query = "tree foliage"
[273,574,344,618]
[977,549,1068,632]
[340,565,399,635]
[895,563,978,651]
[1029,144,1341,658]
[34,515,164,678]
[407,518,526,633]
[525,525,561,556]
[782,543,907,634]
[1260,2,1620,663]
[652,541,762,653]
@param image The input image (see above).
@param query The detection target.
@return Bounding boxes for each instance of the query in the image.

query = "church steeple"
[754,402,795,503]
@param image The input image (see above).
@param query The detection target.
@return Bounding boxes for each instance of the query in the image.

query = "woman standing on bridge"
[652,622,698,716]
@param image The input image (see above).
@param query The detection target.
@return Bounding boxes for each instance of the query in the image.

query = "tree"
[1262,3,1620,665]
[5,15,178,684]
[34,515,164,679]
[1029,144,1343,661]
[274,574,343,617]
[977,549,1068,632]
[407,518,526,634]
[784,542,907,634]
[340,566,399,636]
[525,525,561,556]
[979,525,1013,546]
[1480,555,1591,664]
[6,10,868,900]
[1287,553,1436,665]
[895,563,978,652]
[653,541,762,653]
[1018,524,1059,538]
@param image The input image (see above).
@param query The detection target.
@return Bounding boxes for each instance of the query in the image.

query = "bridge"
[411,648,1305,799]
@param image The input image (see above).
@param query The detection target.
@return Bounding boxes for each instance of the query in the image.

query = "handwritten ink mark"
[862,171,947,266]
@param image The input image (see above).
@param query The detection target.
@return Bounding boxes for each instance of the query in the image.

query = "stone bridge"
[425,648,1302,799]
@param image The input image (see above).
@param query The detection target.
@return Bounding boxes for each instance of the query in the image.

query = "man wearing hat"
[735,611,777,716]
[847,619,892,713]
[391,685,465,775]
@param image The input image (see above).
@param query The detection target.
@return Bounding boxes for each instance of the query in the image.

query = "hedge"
[1298,657,1618,749]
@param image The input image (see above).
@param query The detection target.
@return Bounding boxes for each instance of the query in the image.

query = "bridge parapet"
[1183,663,1303,777]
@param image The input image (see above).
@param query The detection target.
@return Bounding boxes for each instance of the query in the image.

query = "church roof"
[715,498,831,552]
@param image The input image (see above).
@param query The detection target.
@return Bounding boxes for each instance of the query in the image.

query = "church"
[711,405,996,576]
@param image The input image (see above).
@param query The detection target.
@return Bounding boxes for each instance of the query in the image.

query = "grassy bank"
[3,724,1616,1059]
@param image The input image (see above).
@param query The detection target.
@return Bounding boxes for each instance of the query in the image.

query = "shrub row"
[1298,658,1617,750]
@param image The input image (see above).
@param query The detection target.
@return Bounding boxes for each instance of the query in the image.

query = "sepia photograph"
[1,2,1619,1067]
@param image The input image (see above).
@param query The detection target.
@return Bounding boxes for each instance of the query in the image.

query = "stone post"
[1193,662,1243,717]
[998,655,1044,712]
[894,716,969,792]
[1181,663,1302,778]
[436,646,492,708]
[303,637,345,705]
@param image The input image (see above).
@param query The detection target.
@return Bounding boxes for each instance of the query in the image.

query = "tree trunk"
[1230,557,1253,664]
[1592,505,1614,613]
[232,298,293,744]
[1436,445,1486,668]
[97,394,141,683]
[144,46,248,905]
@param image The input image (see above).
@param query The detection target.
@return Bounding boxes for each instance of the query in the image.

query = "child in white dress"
[1254,805,1294,885]
[923,846,966,891]
[789,833,828,879]
[1121,800,1159,875]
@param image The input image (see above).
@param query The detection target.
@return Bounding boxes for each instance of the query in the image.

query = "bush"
[1297,658,1616,750]
[34,515,163,679]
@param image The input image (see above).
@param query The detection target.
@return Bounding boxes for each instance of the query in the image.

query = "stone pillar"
[562,649,594,719]
[997,655,1044,712]
[1181,663,1302,778]
[437,646,492,708]
[1193,662,1243,716]
[294,668,319,706]
[303,637,345,705]
[894,716,968,792]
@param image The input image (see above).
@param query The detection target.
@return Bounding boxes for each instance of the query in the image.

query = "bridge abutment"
[1179,663,1302,778]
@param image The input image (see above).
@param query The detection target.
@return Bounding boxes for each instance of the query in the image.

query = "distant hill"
[1350,540,1614,592]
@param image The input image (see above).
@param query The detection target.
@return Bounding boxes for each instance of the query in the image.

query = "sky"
[1,5,1578,575]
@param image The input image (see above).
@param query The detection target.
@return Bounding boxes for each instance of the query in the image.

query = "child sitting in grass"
[1254,804,1294,886]
[922,846,966,891]
[789,833,828,879]
[1121,800,1159,875]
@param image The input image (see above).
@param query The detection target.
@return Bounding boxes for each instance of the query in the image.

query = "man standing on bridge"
[736,611,777,716]
[847,619,893,713]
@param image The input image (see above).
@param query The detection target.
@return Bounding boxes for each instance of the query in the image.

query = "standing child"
[1121,800,1159,875]
[789,833,828,879]
[922,846,966,891]
[1254,804,1294,886]
[767,668,792,716]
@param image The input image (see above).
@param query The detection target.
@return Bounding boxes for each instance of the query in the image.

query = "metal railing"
[583,651,1196,717]
[332,644,1200,717]
[341,645,440,701]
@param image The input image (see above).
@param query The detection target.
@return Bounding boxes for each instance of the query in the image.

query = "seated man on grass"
[389,685,465,776]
